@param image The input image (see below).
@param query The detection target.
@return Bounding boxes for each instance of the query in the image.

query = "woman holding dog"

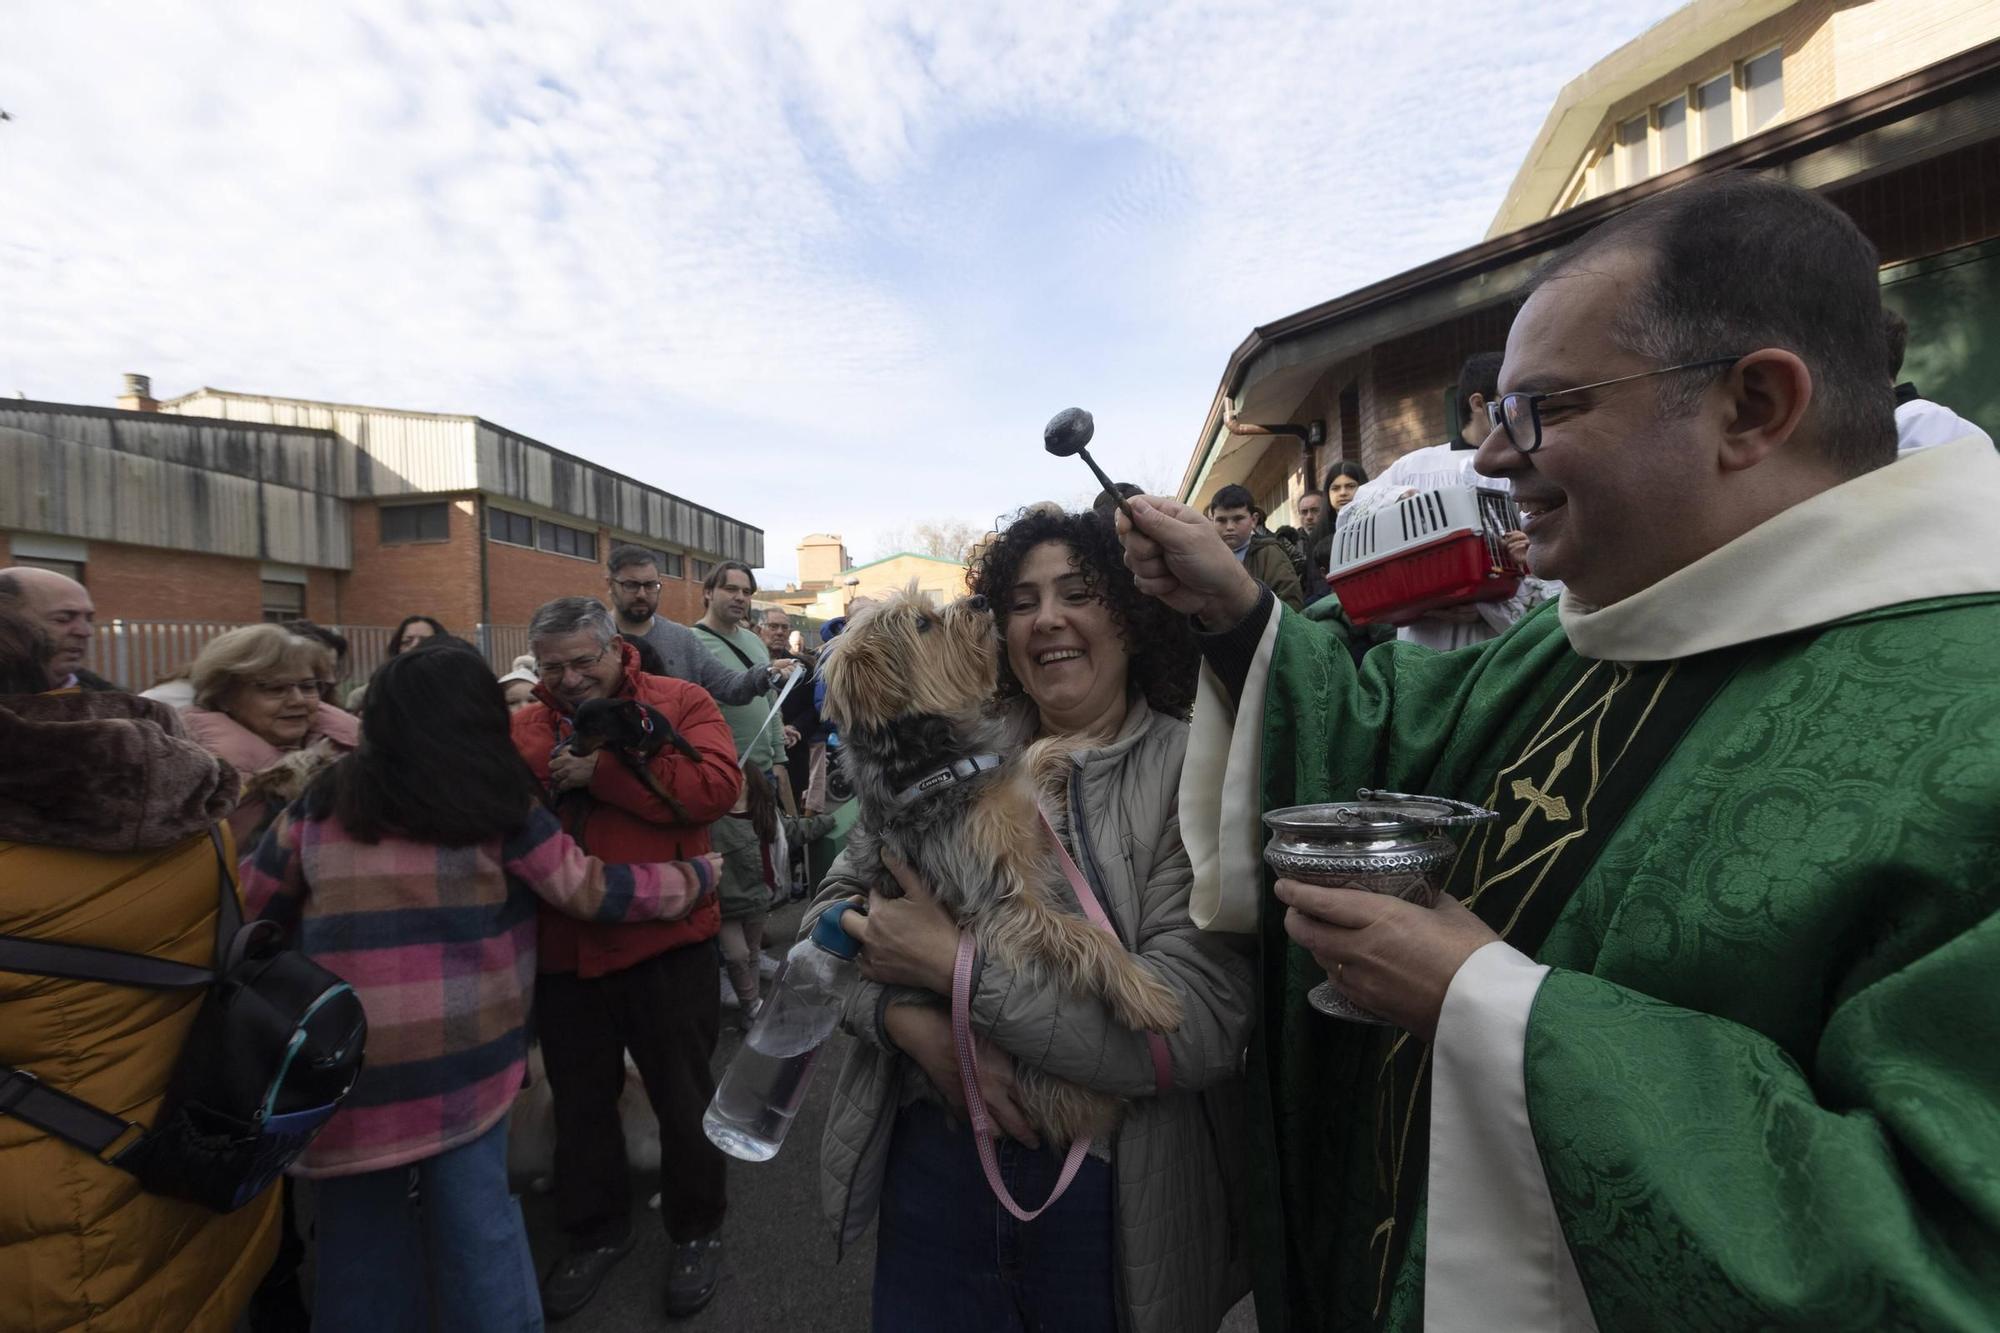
[811,507,1254,1333]
[182,623,359,846]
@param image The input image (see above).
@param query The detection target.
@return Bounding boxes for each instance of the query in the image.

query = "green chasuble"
[1184,436,2000,1332]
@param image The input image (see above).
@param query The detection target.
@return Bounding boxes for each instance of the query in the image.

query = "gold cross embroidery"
[1498,732,1581,857]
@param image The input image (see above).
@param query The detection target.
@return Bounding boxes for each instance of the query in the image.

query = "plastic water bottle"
[703,904,862,1162]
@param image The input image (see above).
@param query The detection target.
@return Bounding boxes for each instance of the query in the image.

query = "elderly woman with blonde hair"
[183,623,360,843]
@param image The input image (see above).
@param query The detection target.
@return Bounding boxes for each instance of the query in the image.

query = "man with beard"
[604,545,792,705]
[691,562,786,788]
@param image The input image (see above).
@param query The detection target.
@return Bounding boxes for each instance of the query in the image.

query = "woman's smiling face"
[1003,540,1130,736]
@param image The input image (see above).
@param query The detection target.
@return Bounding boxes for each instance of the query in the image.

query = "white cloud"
[0,0,1681,585]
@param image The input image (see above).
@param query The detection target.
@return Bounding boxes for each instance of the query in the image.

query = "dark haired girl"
[241,642,719,1333]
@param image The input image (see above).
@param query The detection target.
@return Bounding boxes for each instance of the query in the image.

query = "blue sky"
[0,1,1683,583]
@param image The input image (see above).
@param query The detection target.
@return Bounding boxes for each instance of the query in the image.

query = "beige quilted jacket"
[808,703,1255,1333]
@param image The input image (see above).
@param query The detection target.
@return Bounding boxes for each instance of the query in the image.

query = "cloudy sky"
[1,1,1681,583]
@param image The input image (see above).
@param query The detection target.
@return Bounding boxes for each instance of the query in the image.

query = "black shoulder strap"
[0,826,229,990]
[0,1065,135,1156]
[209,824,242,966]
[693,622,757,670]
[0,937,212,988]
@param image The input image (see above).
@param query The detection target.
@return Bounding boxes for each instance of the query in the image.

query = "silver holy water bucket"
[1263,790,1497,1024]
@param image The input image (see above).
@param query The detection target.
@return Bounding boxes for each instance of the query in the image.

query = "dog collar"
[890,754,1004,807]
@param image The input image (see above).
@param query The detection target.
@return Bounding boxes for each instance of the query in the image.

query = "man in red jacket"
[512,597,742,1321]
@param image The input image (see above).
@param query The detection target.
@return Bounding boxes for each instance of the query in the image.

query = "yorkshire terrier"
[819,585,1181,1145]
[240,737,344,815]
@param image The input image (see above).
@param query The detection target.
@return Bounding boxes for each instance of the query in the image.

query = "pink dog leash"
[949,811,1174,1223]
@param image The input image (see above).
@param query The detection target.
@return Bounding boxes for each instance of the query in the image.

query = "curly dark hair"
[968,506,1198,720]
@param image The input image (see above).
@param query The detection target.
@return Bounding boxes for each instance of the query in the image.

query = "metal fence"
[85,620,534,691]
[483,625,534,675]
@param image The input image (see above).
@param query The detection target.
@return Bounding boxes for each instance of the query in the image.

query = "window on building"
[381,502,450,544]
[692,558,715,582]
[1744,48,1784,132]
[1592,147,1616,197]
[489,508,536,548]
[657,549,686,579]
[538,520,596,561]
[1656,95,1689,171]
[1614,114,1649,185]
[1695,74,1734,154]
[260,580,306,623]
[12,555,84,583]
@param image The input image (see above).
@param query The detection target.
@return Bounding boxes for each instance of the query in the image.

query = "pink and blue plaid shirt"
[240,802,713,1177]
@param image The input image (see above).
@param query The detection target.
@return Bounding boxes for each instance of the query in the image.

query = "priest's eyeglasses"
[1485,356,1744,454]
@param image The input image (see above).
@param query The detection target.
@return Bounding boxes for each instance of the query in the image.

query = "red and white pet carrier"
[1326,486,1527,626]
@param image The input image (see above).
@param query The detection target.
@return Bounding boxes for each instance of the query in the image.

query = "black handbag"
[0,826,367,1212]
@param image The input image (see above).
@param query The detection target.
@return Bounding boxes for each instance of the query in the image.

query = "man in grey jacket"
[605,545,791,705]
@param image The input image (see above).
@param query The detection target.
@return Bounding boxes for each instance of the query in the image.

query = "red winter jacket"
[511,639,742,977]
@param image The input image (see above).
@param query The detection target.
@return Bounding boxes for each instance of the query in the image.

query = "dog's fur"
[819,585,1181,1145]
[565,697,696,822]
[239,736,344,814]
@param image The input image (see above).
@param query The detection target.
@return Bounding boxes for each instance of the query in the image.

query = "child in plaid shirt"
[241,641,718,1333]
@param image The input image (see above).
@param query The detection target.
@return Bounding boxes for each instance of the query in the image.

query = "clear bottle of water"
[703,903,863,1162]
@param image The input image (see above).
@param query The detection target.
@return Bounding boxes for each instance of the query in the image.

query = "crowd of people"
[2,169,1998,1333]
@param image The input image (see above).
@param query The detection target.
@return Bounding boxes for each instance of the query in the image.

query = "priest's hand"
[1274,881,1501,1041]
[1117,495,1262,628]
[847,855,960,996]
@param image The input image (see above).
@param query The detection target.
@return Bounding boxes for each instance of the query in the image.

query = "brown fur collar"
[0,692,239,853]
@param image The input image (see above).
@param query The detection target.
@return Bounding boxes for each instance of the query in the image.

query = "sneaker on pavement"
[541,1232,636,1323]
[663,1232,724,1318]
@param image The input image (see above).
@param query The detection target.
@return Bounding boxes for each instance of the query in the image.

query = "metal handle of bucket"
[1356,789,1498,825]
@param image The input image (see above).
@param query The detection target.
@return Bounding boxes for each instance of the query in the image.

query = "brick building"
[1180,0,2000,522]
[0,379,760,685]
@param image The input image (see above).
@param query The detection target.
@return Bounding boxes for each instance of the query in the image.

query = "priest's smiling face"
[1476,247,1715,607]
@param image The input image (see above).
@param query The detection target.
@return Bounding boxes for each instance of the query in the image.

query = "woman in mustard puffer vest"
[0,668,282,1333]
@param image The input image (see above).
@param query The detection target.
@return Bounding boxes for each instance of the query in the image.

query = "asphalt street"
[520,897,877,1333]
[521,897,1257,1333]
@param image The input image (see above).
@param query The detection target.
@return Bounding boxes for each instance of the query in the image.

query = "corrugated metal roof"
[0,417,350,567]
[148,388,764,565]
[161,390,478,496]
[0,400,352,494]
[475,421,761,564]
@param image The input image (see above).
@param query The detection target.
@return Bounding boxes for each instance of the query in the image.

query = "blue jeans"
[313,1114,541,1333]
[873,1099,1117,1333]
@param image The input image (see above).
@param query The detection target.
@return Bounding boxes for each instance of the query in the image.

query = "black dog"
[564,698,702,824]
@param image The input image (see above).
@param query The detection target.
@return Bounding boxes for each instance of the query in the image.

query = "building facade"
[0,377,762,685]
[1181,0,2000,527]
[766,538,971,623]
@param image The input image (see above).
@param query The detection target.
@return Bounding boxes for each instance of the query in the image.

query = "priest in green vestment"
[1122,175,2000,1331]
